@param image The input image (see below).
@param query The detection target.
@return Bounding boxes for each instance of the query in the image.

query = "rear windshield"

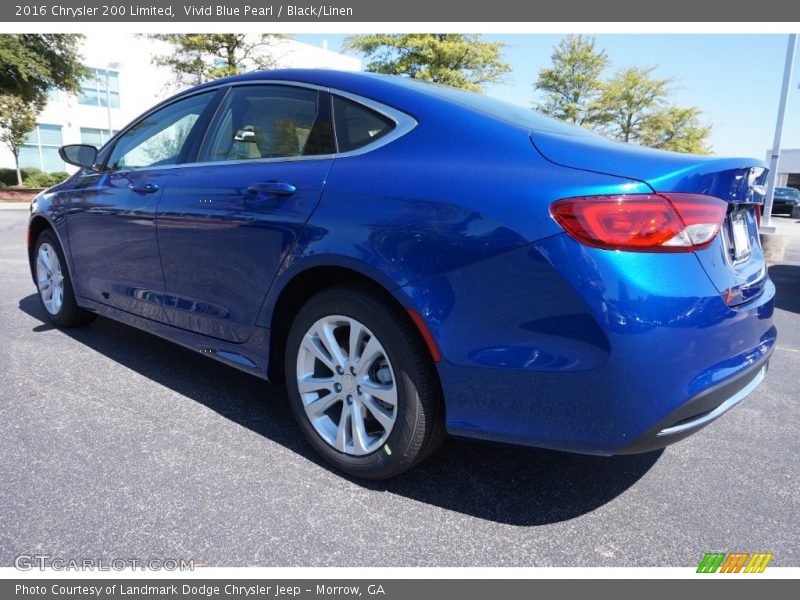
[775,187,799,198]
[394,76,600,138]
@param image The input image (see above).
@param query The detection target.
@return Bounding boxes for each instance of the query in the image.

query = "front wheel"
[285,285,445,479]
[33,229,95,327]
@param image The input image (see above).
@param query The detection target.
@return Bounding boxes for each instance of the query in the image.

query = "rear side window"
[199,85,332,162]
[332,96,395,153]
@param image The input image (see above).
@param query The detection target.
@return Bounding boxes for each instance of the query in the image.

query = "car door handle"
[247,181,297,196]
[129,182,160,194]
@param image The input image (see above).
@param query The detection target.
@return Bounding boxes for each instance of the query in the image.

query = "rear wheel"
[285,285,445,479]
[34,230,95,327]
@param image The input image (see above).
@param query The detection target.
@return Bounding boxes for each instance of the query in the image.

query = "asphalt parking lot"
[0,207,798,567]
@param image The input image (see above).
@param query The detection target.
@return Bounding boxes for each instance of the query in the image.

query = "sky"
[295,34,800,159]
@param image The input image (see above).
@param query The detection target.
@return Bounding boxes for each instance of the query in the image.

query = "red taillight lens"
[550,193,728,252]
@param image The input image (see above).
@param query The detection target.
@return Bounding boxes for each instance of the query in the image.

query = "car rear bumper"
[771,201,797,213]
[617,352,770,454]
[400,233,777,454]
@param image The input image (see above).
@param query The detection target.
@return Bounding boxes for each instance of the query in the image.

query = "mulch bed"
[0,188,43,202]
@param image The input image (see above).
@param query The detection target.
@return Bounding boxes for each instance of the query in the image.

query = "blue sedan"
[29,69,775,479]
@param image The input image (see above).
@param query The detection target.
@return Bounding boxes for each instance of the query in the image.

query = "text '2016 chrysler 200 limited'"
[29,69,775,479]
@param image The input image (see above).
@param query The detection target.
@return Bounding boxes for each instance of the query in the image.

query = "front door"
[67,91,217,320]
[156,84,335,343]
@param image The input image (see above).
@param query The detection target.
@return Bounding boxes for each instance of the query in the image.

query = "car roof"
[168,68,597,138]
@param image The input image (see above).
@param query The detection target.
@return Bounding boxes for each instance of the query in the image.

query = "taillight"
[754,203,762,228]
[550,193,728,252]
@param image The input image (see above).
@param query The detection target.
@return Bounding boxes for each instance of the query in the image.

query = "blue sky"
[295,34,800,159]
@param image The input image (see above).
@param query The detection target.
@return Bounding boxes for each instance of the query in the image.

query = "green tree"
[596,66,672,143]
[146,34,286,86]
[0,34,86,104]
[534,35,609,126]
[344,34,510,92]
[0,95,43,186]
[534,37,713,154]
[640,106,712,154]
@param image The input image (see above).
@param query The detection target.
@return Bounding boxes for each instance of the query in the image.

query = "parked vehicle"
[29,70,775,479]
[771,186,800,215]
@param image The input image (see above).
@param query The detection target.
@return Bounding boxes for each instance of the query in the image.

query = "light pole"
[762,34,797,230]
[105,61,121,142]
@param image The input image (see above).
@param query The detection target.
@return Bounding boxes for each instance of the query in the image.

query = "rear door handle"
[129,182,160,194]
[247,181,297,196]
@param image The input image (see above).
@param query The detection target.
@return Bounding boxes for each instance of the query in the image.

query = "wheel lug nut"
[349,366,356,375]
[336,366,344,375]
[334,383,342,392]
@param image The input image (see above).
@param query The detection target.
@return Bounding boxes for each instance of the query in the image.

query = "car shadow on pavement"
[19,293,661,527]
[768,264,800,314]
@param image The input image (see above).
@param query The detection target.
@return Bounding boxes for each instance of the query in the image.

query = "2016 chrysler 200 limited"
[29,69,776,479]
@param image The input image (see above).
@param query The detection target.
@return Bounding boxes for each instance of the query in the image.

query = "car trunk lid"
[532,130,769,305]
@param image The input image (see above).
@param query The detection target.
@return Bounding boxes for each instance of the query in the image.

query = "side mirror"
[59,144,98,169]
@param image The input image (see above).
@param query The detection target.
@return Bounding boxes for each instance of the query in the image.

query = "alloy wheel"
[296,315,398,456]
[36,242,64,315]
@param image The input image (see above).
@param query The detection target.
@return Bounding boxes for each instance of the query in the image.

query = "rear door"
[156,83,335,343]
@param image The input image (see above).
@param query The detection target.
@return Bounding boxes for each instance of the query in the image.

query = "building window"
[78,68,120,108]
[19,124,64,172]
[80,127,117,148]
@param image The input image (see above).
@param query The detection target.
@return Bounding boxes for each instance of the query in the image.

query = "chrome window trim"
[102,79,418,173]
[330,89,418,159]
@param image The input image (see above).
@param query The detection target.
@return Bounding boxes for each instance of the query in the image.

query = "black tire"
[285,284,445,479]
[33,229,96,327]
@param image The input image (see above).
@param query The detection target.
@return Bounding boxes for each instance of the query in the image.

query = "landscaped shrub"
[0,167,69,188]
[24,170,69,188]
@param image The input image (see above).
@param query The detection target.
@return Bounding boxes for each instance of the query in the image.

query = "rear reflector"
[550,193,728,252]
[407,309,442,363]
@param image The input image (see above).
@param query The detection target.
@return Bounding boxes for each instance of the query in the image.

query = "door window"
[332,96,395,153]
[199,85,332,162]
[106,92,214,170]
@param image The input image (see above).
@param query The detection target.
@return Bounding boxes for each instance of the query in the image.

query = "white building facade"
[2,33,360,174]
[765,149,800,189]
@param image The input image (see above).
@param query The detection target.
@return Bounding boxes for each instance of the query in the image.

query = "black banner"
[4,579,798,599]
[4,0,800,22]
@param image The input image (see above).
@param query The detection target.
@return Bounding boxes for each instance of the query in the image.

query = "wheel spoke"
[347,320,366,363]
[357,336,383,374]
[36,256,49,278]
[361,396,394,431]
[302,335,335,371]
[40,247,52,272]
[360,380,397,406]
[351,404,370,453]
[297,375,335,395]
[318,321,347,368]
[305,392,341,419]
[335,402,352,452]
